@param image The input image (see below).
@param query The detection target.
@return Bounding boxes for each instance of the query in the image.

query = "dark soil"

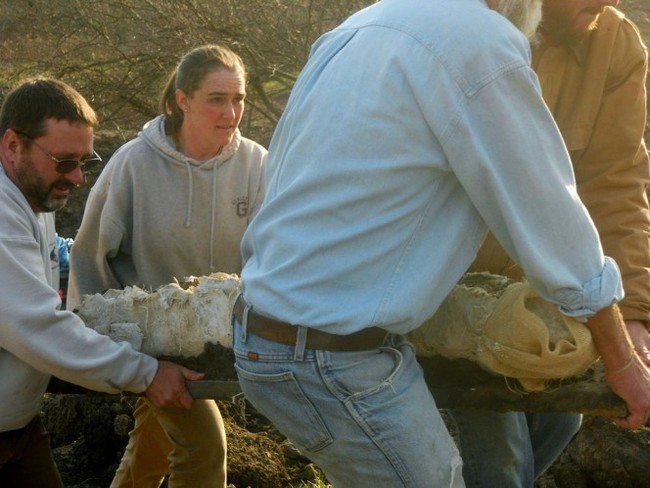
[44,343,327,487]
[43,394,325,488]
[44,344,650,487]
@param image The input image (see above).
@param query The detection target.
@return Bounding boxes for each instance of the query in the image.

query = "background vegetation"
[0,0,375,235]
[2,0,648,141]
[0,0,373,146]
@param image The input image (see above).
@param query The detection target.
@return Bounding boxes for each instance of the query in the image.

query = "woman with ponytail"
[67,44,267,488]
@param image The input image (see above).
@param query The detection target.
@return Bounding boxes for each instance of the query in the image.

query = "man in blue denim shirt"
[233,0,650,485]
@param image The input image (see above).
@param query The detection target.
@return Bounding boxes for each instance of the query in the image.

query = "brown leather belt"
[233,296,388,352]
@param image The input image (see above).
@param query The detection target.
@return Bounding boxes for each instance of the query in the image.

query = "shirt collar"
[567,37,590,66]
[537,31,590,67]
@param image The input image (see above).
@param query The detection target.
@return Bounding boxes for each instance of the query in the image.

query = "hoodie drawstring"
[184,161,194,227]
[209,163,218,272]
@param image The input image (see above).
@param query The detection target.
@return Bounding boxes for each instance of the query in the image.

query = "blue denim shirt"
[241,0,623,335]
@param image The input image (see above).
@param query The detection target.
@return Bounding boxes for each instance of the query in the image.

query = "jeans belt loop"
[294,326,308,360]
[236,294,250,343]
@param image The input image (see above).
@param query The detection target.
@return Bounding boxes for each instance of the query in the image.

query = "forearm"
[625,319,650,366]
[587,305,635,371]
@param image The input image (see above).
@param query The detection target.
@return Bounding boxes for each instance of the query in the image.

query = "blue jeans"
[444,409,581,487]
[528,412,582,476]
[233,314,465,487]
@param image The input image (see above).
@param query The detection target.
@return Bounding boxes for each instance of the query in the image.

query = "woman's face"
[177,67,246,150]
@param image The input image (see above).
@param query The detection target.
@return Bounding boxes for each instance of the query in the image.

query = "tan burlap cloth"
[407,274,598,391]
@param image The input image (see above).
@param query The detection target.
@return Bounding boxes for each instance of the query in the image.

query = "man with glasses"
[0,77,203,488]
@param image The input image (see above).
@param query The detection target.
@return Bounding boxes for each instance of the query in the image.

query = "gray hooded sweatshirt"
[66,115,266,310]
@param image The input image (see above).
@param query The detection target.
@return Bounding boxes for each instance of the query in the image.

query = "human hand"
[145,360,204,409]
[605,353,650,429]
[625,320,650,366]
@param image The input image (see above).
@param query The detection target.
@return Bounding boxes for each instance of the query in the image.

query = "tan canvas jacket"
[471,7,650,327]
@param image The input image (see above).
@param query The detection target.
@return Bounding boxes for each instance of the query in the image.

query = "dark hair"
[0,77,98,140]
[160,44,247,134]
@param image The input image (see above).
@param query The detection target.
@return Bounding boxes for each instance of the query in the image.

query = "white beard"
[494,0,543,41]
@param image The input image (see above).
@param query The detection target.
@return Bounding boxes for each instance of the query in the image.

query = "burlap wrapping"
[408,275,598,391]
[476,282,598,391]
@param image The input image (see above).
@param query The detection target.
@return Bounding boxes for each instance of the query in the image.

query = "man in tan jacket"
[448,1,650,486]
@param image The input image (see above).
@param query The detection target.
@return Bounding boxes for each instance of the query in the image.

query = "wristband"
[605,351,636,375]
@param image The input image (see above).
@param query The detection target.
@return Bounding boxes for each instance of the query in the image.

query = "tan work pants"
[110,398,226,488]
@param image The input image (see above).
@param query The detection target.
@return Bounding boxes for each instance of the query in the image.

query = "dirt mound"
[43,394,324,488]
[43,389,650,487]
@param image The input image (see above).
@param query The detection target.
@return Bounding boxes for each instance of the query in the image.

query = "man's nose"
[67,165,86,186]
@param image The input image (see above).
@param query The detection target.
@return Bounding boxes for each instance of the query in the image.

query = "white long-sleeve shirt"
[0,164,157,432]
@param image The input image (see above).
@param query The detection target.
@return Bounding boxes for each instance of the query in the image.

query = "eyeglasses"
[17,132,102,175]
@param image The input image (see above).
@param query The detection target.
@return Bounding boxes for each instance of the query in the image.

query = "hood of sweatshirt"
[139,114,241,167]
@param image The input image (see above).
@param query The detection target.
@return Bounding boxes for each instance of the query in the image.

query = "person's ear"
[175,89,189,113]
[2,129,24,164]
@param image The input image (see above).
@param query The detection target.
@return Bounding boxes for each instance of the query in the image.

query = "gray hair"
[494,0,543,41]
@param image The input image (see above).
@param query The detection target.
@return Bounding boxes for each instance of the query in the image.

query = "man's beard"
[14,156,73,212]
[494,0,543,42]
[541,6,605,46]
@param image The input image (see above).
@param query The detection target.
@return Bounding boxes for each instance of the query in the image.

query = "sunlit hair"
[494,0,543,42]
[160,44,247,135]
[0,77,98,140]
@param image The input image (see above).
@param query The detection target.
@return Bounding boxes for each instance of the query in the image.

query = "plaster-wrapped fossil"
[76,272,598,392]
[76,272,239,357]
